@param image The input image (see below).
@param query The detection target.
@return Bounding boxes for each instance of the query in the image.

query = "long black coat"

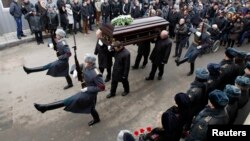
[94,39,113,68]
[64,66,105,113]
[150,37,172,66]
[112,47,130,82]
[47,39,71,77]
[218,59,239,90]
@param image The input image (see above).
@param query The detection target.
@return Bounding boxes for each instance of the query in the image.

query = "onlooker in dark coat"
[131,1,141,18]
[25,9,44,45]
[72,0,82,33]
[161,93,191,141]
[87,0,95,31]
[132,40,151,69]
[35,0,47,31]
[186,90,229,141]
[81,1,90,34]
[122,0,131,15]
[111,0,121,19]
[94,29,113,82]
[173,18,188,59]
[167,7,180,38]
[224,84,241,124]
[21,0,35,34]
[145,30,172,80]
[106,41,130,98]
[228,17,243,47]
[9,0,26,39]
[101,0,110,24]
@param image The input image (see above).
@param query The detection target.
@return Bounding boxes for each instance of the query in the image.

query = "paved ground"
[0,29,249,141]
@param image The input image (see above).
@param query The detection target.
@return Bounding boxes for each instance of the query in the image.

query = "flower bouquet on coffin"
[111,15,134,26]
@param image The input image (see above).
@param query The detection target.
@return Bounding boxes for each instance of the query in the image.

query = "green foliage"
[111,15,134,26]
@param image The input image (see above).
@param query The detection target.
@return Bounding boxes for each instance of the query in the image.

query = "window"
[2,0,12,8]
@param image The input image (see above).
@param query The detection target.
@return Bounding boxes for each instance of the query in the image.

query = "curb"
[0,34,50,51]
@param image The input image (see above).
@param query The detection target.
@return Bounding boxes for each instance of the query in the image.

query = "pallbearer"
[34,54,105,126]
[23,29,73,90]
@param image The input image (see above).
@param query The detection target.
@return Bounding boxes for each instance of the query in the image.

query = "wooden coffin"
[100,16,169,46]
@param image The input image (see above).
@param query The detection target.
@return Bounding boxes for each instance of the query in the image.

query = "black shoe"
[18,36,21,40]
[63,84,73,90]
[40,41,44,44]
[105,77,111,82]
[140,65,146,69]
[34,103,47,113]
[21,34,27,37]
[172,55,177,58]
[157,76,162,80]
[187,72,193,76]
[106,93,115,98]
[121,92,129,96]
[37,42,40,45]
[88,119,100,126]
[145,77,154,80]
[23,66,31,74]
[132,66,138,70]
[175,59,179,66]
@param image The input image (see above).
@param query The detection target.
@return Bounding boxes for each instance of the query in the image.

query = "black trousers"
[99,67,111,78]
[134,53,149,67]
[148,63,165,79]
[34,31,43,43]
[110,79,130,95]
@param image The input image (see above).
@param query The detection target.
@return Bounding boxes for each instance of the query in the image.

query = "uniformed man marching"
[23,29,73,90]
[34,53,105,126]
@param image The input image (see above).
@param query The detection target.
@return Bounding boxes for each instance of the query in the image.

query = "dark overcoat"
[112,47,130,82]
[94,39,113,69]
[47,39,71,77]
[64,66,105,113]
[149,37,172,66]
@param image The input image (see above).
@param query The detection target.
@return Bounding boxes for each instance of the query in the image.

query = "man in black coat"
[132,40,151,69]
[72,0,82,33]
[218,48,240,90]
[94,29,113,82]
[145,30,172,80]
[107,41,130,98]
[23,29,73,90]
[21,0,34,34]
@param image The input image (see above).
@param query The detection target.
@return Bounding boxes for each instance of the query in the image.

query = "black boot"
[105,75,111,82]
[88,108,100,126]
[175,57,188,66]
[64,75,73,90]
[34,101,65,113]
[187,62,194,76]
[23,66,46,74]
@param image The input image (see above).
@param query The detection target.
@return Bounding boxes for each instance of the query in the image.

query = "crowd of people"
[12,0,250,140]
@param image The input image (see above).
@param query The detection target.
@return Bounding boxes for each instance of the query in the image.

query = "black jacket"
[9,1,22,18]
[112,47,130,81]
[150,37,172,65]
[94,39,113,68]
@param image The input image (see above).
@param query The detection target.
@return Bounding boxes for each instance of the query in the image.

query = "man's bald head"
[160,30,169,39]
[96,29,102,38]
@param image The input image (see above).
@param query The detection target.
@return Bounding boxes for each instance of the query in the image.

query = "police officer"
[206,63,222,94]
[145,30,172,80]
[106,41,130,98]
[34,54,105,126]
[235,76,250,108]
[94,29,113,82]
[23,29,73,90]
[224,84,241,124]
[186,68,209,129]
[218,48,240,90]
[186,90,229,141]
